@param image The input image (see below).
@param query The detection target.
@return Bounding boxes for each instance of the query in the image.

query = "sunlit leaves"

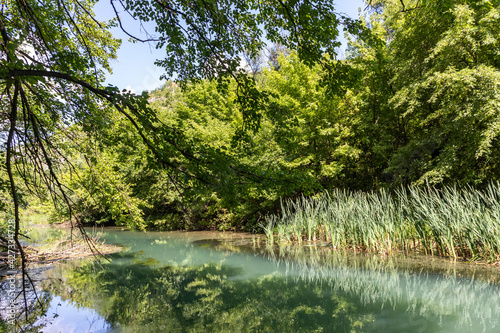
[360,0,500,185]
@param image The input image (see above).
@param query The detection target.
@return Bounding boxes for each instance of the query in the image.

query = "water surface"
[3,228,500,332]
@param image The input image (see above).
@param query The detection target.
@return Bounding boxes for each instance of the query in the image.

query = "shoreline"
[0,227,123,279]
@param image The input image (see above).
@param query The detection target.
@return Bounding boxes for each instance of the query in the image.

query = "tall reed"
[263,183,500,262]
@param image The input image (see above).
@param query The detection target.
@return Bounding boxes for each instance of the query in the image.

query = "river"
[2,227,500,332]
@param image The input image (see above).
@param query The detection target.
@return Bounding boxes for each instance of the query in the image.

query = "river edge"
[0,224,123,279]
[181,229,500,286]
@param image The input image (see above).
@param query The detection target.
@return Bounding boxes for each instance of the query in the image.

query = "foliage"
[359,0,500,185]
[4,0,500,235]
[48,52,366,229]
[123,0,363,133]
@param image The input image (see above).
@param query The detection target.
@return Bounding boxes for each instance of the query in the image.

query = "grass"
[262,183,500,263]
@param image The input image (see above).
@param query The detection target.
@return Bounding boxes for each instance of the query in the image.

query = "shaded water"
[2,228,500,332]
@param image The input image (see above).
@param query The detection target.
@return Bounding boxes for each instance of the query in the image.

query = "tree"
[1,0,363,234]
[1,0,124,323]
[352,0,500,186]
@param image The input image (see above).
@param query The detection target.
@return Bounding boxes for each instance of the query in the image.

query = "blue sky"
[94,1,367,93]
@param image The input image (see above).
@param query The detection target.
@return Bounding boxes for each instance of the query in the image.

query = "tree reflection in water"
[0,272,52,332]
[4,235,500,333]
[42,253,376,332]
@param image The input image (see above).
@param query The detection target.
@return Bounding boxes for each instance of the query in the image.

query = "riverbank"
[0,226,122,278]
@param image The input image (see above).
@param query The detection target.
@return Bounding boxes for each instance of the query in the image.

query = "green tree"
[1,0,364,231]
[0,0,124,321]
[262,52,361,191]
[353,0,500,186]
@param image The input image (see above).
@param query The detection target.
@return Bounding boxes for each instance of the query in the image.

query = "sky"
[93,0,367,93]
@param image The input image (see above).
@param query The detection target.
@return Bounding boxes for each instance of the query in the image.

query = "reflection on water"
[2,228,500,332]
[38,296,110,333]
[262,244,500,332]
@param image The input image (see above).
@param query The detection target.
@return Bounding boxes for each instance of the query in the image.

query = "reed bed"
[260,183,500,262]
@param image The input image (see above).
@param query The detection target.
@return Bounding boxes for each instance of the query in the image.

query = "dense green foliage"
[356,0,500,186]
[4,0,500,239]
[0,0,362,231]
[44,52,369,230]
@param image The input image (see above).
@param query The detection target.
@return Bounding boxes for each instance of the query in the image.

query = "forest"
[2,0,500,255]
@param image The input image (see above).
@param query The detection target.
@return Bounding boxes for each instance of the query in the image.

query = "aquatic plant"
[259,216,276,244]
[263,183,500,262]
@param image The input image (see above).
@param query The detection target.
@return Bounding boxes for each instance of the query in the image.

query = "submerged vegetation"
[262,183,500,263]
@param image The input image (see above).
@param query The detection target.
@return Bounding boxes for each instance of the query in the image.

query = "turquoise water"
[3,228,500,332]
